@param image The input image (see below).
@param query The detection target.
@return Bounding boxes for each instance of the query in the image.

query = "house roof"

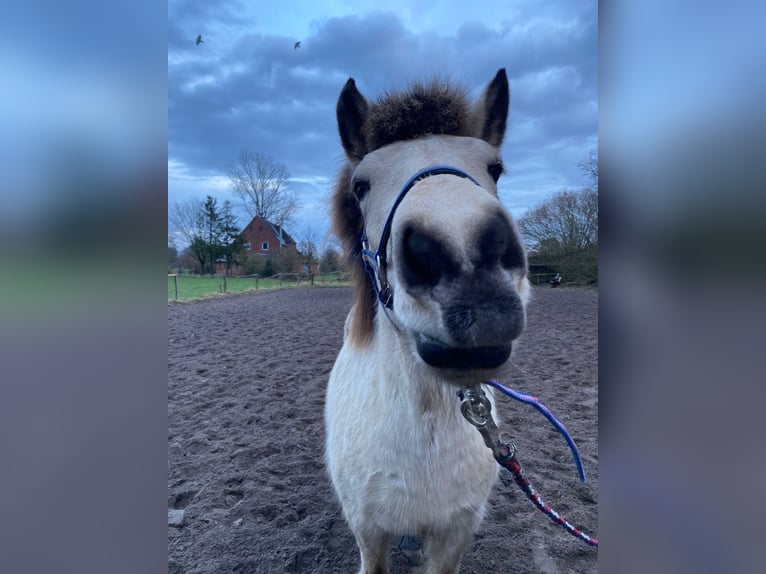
[268,221,296,247]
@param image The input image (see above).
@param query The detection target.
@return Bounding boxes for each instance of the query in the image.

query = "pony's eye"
[353,180,370,201]
[487,162,504,183]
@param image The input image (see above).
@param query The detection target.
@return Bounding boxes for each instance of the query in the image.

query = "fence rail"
[169,271,577,300]
[168,272,349,301]
[529,272,560,285]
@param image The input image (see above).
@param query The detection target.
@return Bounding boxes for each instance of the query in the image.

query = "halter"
[360,165,482,310]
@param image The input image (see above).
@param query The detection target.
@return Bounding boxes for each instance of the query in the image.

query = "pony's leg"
[423,520,477,574]
[353,525,391,574]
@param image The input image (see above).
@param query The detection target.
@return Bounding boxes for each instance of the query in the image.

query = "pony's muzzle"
[415,334,512,370]
[412,289,525,370]
[391,179,527,371]
[444,290,526,346]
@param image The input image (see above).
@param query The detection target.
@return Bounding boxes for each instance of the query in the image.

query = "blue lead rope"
[485,379,587,483]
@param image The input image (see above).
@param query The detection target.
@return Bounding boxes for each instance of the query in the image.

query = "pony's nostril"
[405,230,433,262]
[479,216,508,263]
[402,228,440,287]
[400,227,457,289]
[500,240,525,271]
[478,213,524,270]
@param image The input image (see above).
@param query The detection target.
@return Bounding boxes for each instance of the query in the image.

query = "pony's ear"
[469,68,509,148]
[337,78,370,162]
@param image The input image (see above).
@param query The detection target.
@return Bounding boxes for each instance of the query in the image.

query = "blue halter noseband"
[360,165,482,310]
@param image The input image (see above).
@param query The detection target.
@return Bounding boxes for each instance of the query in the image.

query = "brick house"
[216,215,309,275]
[240,215,297,257]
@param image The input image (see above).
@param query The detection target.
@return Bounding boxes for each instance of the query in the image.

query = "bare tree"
[519,187,598,252]
[224,150,299,228]
[169,197,205,247]
[168,243,179,271]
[578,149,598,190]
[319,246,342,274]
[519,152,599,284]
[297,224,321,271]
[169,196,244,274]
[520,151,599,252]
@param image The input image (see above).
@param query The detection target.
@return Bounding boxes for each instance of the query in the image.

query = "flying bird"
[196,34,204,45]
[294,41,301,50]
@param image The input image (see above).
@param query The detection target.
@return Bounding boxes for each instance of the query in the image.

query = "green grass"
[168,274,348,301]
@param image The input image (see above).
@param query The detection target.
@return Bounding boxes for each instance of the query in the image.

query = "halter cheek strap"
[360,165,482,310]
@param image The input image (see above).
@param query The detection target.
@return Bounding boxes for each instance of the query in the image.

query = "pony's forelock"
[365,80,472,152]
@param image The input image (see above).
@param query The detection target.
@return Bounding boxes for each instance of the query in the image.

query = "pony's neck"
[373,310,459,414]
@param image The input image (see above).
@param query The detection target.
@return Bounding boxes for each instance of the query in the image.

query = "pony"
[325,69,530,574]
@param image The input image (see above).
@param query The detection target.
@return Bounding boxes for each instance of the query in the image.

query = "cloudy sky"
[168,0,597,245]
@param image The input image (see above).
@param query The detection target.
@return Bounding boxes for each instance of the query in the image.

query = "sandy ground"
[168,286,598,573]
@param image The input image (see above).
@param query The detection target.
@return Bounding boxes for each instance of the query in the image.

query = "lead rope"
[458,383,599,548]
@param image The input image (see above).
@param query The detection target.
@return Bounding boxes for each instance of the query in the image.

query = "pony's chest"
[363,412,496,525]
[372,410,485,478]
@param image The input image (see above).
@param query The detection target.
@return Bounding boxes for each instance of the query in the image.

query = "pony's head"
[332,69,529,377]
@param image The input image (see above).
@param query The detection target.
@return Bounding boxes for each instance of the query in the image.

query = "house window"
[262,242,269,251]
[243,241,252,251]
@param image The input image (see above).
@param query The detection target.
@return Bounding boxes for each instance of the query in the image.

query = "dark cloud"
[168,4,597,235]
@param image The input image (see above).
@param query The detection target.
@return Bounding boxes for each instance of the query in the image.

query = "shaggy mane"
[331,165,376,346]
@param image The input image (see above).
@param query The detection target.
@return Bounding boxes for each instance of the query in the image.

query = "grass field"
[168,274,348,301]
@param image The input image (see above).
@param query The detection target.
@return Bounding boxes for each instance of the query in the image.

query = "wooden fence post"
[174,274,179,300]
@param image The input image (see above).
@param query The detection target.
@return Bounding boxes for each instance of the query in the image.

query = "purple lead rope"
[485,379,587,483]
